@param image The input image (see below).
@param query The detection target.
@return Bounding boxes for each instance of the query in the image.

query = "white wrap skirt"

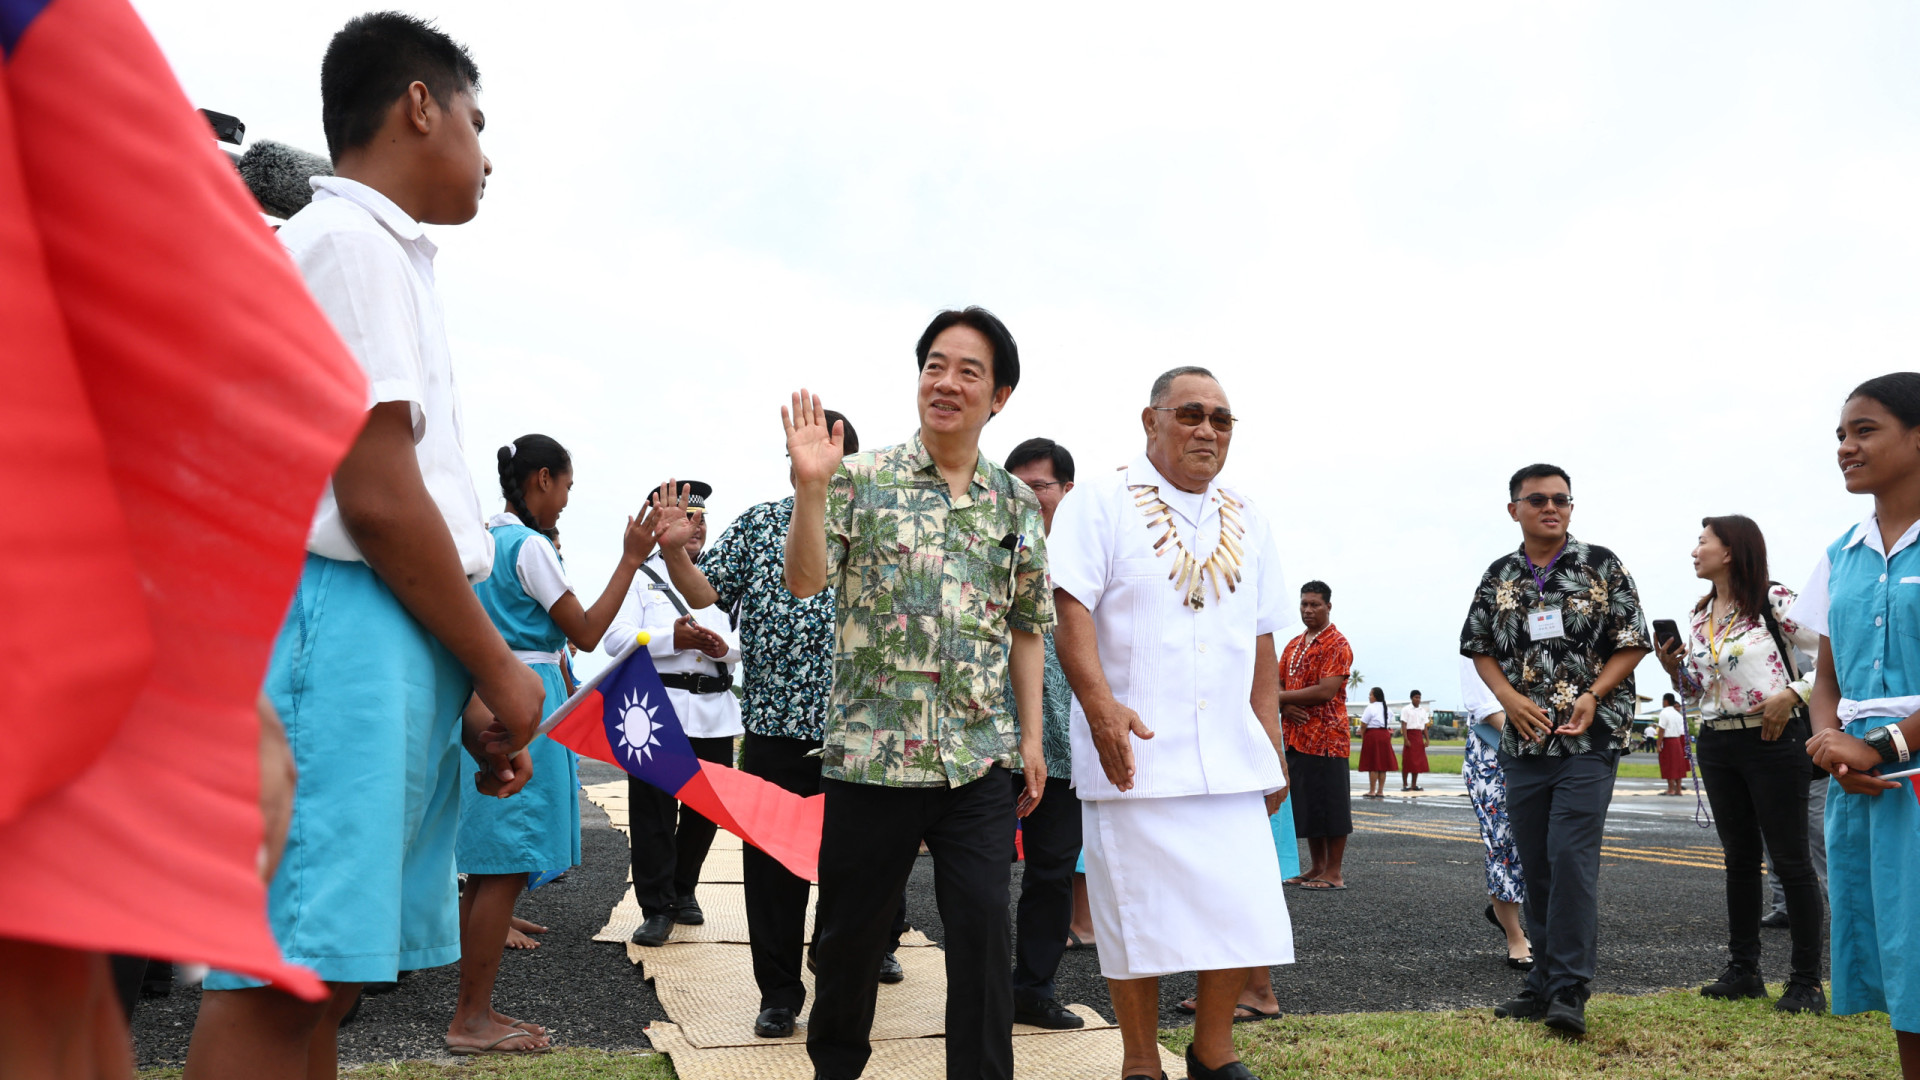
[1081,790,1294,980]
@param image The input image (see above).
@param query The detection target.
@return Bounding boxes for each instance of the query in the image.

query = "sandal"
[1233,1004,1281,1023]
[1299,879,1346,891]
[1282,876,1311,887]
[446,1031,552,1056]
[1174,998,1197,1015]
[1064,930,1096,951]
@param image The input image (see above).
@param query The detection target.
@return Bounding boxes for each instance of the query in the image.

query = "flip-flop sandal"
[446,1031,552,1056]
[1299,879,1346,891]
[1282,876,1311,887]
[509,1019,547,1037]
[1233,1005,1281,1023]
[1174,999,1197,1015]
[1065,930,1096,951]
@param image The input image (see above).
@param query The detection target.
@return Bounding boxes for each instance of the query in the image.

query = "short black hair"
[916,307,1019,394]
[1150,366,1219,406]
[824,410,860,456]
[1508,463,1572,501]
[1301,580,1331,603]
[1409,689,1422,698]
[1849,373,1920,429]
[1663,693,1678,706]
[1005,437,1074,483]
[321,12,480,163]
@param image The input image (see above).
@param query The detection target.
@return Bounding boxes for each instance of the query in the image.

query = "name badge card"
[1529,609,1565,641]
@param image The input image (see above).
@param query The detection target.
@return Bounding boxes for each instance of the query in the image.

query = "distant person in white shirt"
[608,481,745,948]
[1052,366,1292,1080]
[1656,694,1689,796]
[1399,690,1432,792]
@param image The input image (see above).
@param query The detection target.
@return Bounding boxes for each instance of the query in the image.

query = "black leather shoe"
[630,913,674,948]
[1759,909,1791,930]
[753,1006,796,1038]
[1186,1044,1260,1079]
[1776,978,1827,1014]
[1543,992,1586,1036]
[671,895,705,925]
[1701,963,1767,1000]
[877,952,904,984]
[1493,988,1547,1021]
[1012,993,1085,1029]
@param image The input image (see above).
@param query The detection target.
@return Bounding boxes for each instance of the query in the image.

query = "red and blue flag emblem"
[544,637,825,881]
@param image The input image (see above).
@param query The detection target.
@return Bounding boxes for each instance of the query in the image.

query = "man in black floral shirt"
[655,412,911,1040]
[1460,463,1650,1037]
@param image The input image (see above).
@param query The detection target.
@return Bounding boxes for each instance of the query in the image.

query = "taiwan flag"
[545,640,826,882]
[0,0,364,999]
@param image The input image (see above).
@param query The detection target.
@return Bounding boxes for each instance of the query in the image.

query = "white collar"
[1124,453,1222,526]
[486,511,523,529]
[309,176,436,257]
[1843,512,1920,559]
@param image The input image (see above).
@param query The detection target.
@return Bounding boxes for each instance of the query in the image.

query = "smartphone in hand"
[1652,618,1681,651]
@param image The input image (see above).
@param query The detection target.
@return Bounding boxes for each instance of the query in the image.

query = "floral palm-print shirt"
[822,432,1054,787]
[1675,584,1818,720]
[1459,535,1652,757]
[1006,632,1074,781]
[697,496,835,741]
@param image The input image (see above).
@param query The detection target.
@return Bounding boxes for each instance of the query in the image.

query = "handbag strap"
[1757,582,1801,684]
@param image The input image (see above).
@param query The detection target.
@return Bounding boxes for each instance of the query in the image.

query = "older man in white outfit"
[1050,365,1292,1080]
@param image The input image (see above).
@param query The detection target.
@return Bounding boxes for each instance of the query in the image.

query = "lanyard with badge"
[1525,540,1568,641]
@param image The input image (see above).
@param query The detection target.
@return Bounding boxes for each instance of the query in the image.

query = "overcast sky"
[140,1,1920,709]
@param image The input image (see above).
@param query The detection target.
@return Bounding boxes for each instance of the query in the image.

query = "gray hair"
[1149,365,1220,406]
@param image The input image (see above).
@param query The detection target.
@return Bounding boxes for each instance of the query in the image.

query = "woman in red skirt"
[1655,692,1690,795]
[1398,689,1432,791]
[1357,686,1397,798]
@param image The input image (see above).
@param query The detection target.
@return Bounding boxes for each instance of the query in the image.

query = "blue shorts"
[457,663,581,876]
[1827,718,1920,1032]
[206,555,470,989]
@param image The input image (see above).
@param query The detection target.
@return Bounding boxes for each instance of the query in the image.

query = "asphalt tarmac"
[130,759,1818,1068]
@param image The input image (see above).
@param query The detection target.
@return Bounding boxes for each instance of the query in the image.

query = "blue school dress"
[1813,520,1920,1033]
[456,521,582,877]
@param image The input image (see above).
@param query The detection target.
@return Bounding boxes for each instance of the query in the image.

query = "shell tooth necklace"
[1131,483,1245,610]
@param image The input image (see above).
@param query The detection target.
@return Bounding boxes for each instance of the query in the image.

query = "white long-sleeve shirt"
[606,554,743,739]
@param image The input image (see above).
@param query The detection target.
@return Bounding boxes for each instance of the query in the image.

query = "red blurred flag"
[0,0,366,998]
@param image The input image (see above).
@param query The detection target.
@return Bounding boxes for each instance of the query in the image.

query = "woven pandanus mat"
[647,1019,1171,1080]
[596,882,938,947]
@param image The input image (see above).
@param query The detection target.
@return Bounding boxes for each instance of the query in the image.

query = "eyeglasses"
[1025,481,1065,492]
[1517,494,1573,509]
[1152,404,1237,433]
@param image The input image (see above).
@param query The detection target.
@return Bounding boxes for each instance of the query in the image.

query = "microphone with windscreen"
[235,140,333,220]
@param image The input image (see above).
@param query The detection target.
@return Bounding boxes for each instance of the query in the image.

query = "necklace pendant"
[1187,581,1206,609]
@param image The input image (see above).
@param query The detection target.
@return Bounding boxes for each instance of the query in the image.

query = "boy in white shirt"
[186,14,546,1077]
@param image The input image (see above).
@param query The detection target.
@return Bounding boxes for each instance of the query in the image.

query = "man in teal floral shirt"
[1003,437,1084,1031]
[783,307,1051,1080]
[1461,463,1650,1039]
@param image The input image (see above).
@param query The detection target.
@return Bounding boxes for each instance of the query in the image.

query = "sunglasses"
[1152,404,1237,433]
[1517,494,1573,509]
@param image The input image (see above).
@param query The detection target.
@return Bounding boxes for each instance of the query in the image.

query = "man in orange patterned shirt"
[1279,581,1355,889]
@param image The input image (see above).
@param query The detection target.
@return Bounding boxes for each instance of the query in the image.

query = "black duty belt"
[658,672,734,695]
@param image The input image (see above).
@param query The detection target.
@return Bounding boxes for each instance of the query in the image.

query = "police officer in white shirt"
[606,481,744,947]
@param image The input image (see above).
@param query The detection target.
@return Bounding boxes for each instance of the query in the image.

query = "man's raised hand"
[783,389,844,488]
[649,480,696,552]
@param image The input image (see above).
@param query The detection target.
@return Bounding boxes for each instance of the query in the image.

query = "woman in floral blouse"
[1655,514,1826,1014]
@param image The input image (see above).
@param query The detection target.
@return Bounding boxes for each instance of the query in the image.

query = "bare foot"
[511,916,548,935]
[505,927,541,950]
[493,1009,546,1037]
[446,1017,550,1053]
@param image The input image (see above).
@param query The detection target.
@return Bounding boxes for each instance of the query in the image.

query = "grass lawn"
[1347,751,1666,780]
[139,988,1896,1079]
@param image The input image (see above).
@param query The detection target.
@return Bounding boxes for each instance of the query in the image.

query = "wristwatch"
[1862,724,1903,765]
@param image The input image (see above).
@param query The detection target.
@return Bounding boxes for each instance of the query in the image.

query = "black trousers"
[808,770,1016,1080]
[1502,749,1617,1003]
[1696,724,1823,983]
[1011,774,1080,1001]
[629,734,735,916]
[739,732,906,1013]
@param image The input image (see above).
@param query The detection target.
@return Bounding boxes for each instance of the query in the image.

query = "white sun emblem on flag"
[616,689,662,763]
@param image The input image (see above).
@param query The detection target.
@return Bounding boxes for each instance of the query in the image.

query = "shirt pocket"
[1892,575,1920,643]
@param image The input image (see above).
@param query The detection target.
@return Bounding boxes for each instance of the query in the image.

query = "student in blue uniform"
[445,435,656,1055]
[1794,372,1920,1080]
